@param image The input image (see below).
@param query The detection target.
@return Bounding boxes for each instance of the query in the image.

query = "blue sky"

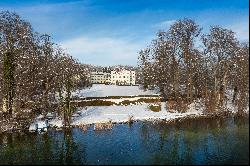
[0,0,249,66]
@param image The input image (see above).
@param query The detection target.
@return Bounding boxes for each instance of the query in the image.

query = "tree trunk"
[232,86,238,103]
[64,78,72,127]
[3,51,16,116]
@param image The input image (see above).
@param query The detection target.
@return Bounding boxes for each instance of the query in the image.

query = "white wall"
[91,70,135,85]
[91,72,111,84]
[111,70,135,85]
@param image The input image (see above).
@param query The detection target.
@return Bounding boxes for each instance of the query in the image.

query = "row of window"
[111,72,135,74]
[91,78,110,81]
[92,75,111,78]
[92,76,135,79]
[112,76,135,78]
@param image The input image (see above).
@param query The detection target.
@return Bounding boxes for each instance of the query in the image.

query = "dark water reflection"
[0,117,249,165]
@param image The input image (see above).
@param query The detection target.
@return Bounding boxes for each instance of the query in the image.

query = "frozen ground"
[72,84,159,97]
[29,101,204,130]
[71,102,203,126]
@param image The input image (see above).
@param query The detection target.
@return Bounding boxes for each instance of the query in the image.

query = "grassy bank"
[72,97,162,106]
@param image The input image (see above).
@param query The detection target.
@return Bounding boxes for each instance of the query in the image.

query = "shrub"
[148,103,161,112]
[94,121,113,130]
[166,100,177,111]
[72,100,116,106]
[204,92,217,113]
[166,99,188,113]
[121,100,132,106]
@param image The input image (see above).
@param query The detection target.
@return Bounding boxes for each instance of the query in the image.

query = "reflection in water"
[59,129,85,164]
[142,117,249,165]
[0,129,87,165]
[0,116,248,165]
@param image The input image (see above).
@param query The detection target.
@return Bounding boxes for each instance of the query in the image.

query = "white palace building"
[90,69,136,85]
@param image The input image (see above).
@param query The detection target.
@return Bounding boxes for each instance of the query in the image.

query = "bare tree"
[0,11,34,116]
[202,26,239,109]
[0,11,90,127]
[168,18,202,103]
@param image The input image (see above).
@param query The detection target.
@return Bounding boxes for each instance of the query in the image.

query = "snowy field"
[72,84,159,97]
[71,103,203,126]
[29,88,249,131]
[29,102,203,129]
[29,99,249,130]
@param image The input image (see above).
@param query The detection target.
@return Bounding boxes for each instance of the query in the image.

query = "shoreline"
[1,109,248,134]
[72,110,249,129]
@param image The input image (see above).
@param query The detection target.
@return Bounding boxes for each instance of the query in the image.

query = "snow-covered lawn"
[72,84,159,97]
[71,103,203,126]
[38,102,203,129]
[29,98,249,130]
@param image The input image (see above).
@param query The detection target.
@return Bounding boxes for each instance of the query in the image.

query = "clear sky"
[0,0,249,66]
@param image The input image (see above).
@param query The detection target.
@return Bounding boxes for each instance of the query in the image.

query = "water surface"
[0,116,248,165]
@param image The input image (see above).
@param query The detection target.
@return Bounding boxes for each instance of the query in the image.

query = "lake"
[0,116,248,165]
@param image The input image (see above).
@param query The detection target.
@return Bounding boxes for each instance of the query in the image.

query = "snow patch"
[49,118,63,128]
